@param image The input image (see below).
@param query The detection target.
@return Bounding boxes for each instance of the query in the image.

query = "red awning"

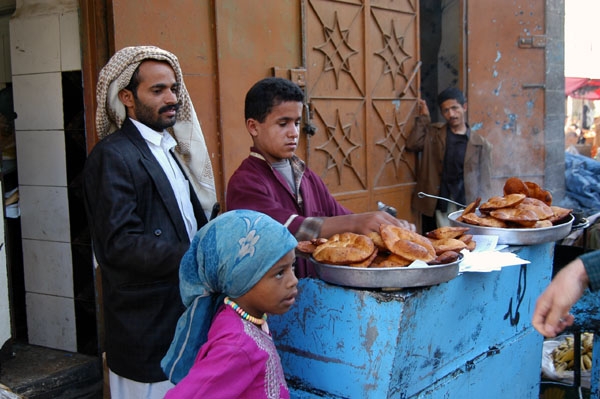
[566,77,600,100]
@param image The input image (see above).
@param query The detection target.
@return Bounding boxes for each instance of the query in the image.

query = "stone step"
[0,343,102,399]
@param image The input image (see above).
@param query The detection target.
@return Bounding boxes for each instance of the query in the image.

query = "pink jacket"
[165,305,290,399]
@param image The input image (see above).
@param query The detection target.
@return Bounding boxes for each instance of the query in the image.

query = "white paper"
[459,246,530,273]
[406,259,430,268]
[471,235,499,252]
[403,234,529,272]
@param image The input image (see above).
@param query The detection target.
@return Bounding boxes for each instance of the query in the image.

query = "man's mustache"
[159,103,181,114]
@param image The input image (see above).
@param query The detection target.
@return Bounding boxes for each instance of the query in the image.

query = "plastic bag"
[541,334,591,389]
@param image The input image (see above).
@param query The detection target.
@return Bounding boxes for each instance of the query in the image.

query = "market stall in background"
[564,0,600,163]
[565,80,600,159]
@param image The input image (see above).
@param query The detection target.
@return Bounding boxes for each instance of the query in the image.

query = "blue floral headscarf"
[161,209,297,383]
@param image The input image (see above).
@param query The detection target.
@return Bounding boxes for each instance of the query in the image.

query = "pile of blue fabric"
[563,152,600,216]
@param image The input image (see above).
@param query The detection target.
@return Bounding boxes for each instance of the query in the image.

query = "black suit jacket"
[83,118,207,382]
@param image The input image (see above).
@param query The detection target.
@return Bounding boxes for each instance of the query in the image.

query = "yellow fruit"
[557,348,574,363]
[583,332,594,352]
[583,353,592,371]
[550,333,595,372]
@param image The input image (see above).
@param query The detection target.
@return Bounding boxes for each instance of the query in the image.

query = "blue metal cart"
[270,243,554,398]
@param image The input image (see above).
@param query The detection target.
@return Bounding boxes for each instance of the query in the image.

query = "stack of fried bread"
[457,177,572,228]
[297,225,472,268]
[503,176,552,205]
[424,226,475,265]
[310,232,378,267]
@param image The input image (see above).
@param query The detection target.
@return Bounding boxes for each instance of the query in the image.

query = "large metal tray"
[311,255,461,289]
[447,210,574,245]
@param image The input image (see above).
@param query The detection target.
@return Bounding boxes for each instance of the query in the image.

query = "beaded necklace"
[224,297,267,326]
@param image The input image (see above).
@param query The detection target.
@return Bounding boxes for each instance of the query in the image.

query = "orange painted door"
[302,0,420,220]
[466,1,547,195]
[213,0,303,198]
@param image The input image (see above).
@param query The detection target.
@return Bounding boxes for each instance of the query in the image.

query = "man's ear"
[246,118,259,137]
[463,102,468,112]
[118,89,135,108]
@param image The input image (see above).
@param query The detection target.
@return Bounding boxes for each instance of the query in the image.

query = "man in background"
[406,87,492,234]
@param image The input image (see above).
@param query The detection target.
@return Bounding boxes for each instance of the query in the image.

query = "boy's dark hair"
[437,87,466,107]
[245,77,304,123]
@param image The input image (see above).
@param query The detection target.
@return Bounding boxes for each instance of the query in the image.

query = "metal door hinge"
[290,68,306,88]
[303,102,316,136]
[272,67,307,87]
[518,35,546,49]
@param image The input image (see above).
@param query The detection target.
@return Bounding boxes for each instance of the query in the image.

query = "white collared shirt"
[131,119,197,241]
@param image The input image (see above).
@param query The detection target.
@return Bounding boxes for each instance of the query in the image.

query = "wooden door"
[303,0,420,221]
[466,1,547,195]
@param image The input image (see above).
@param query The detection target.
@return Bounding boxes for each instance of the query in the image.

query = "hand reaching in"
[532,258,589,337]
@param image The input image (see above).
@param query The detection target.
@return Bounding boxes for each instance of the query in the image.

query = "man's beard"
[134,99,180,132]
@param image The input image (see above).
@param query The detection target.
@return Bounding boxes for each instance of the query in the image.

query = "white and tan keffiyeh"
[95,45,217,216]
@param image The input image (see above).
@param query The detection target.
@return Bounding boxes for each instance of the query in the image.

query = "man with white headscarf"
[83,46,217,398]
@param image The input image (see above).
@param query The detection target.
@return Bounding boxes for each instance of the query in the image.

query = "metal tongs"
[417,192,466,209]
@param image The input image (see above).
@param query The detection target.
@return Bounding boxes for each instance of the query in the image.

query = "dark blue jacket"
[83,118,207,382]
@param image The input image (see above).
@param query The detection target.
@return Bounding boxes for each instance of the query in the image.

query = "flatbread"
[313,232,375,265]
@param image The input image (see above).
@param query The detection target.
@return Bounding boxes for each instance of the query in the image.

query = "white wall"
[9,0,80,351]
[565,0,600,79]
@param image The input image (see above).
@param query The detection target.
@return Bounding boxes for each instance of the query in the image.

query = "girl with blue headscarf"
[162,209,298,398]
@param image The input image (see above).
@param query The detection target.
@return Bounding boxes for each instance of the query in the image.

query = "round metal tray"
[571,217,590,231]
[447,210,574,245]
[311,255,461,289]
